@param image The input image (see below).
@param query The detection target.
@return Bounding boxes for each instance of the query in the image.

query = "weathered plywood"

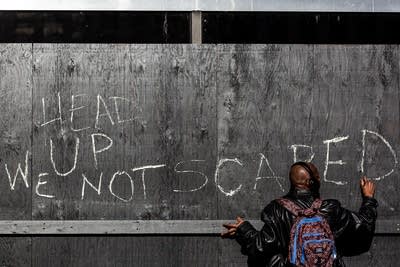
[0,234,393,267]
[216,44,400,221]
[31,44,218,220]
[0,220,229,234]
[0,43,399,267]
[0,219,396,234]
[0,43,398,224]
[220,235,400,267]
[32,236,219,267]
[0,237,31,267]
[160,45,218,219]
[0,44,32,219]
[32,44,169,219]
[28,235,400,267]
[343,236,400,267]
[216,44,315,218]
[313,45,400,215]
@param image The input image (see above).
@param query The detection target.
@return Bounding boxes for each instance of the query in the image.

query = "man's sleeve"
[323,196,378,256]
[234,202,282,263]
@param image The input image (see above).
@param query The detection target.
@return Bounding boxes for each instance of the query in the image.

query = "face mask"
[309,175,320,193]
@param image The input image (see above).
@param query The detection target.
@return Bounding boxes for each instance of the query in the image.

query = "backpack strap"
[277,198,323,217]
[276,198,303,216]
[310,198,323,210]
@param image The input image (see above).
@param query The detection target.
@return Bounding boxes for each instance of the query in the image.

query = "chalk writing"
[40,93,142,131]
[50,137,80,177]
[41,92,62,127]
[131,165,166,200]
[289,144,315,163]
[36,173,54,198]
[5,150,30,190]
[70,94,90,132]
[110,96,141,123]
[323,136,349,185]
[253,153,285,192]
[361,129,398,181]
[215,158,243,197]
[109,170,134,202]
[81,172,103,200]
[95,94,115,129]
[91,133,113,169]
[173,160,208,193]
[1,125,397,202]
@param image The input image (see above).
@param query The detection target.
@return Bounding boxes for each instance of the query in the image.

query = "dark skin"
[221,163,376,238]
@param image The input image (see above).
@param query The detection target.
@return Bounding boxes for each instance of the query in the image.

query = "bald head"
[289,162,320,190]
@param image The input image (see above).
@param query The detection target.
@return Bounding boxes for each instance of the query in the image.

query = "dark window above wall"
[0,11,190,43]
[202,12,400,44]
[0,11,400,43]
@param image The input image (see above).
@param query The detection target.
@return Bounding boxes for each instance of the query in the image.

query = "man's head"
[289,162,320,192]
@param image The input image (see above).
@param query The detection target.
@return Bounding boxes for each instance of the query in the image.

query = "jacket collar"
[287,187,319,199]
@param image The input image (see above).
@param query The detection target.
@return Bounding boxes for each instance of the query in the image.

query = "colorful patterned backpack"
[277,198,337,267]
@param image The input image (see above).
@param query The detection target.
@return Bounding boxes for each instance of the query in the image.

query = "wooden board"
[0,43,397,221]
[220,235,400,267]
[0,43,399,267]
[343,236,400,267]
[313,45,400,216]
[31,236,219,267]
[31,44,218,220]
[0,237,31,267]
[32,44,169,219]
[160,45,218,219]
[216,44,315,218]
[0,235,395,267]
[0,219,396,234]
[0,44,32,220]
[216,44,400,220]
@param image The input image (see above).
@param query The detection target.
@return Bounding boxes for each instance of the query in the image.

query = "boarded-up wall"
[0,44,399,266]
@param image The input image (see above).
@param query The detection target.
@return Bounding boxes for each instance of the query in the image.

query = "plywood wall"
[0,44,398,266]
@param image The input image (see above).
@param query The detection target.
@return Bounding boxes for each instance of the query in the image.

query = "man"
[221,162,377,267]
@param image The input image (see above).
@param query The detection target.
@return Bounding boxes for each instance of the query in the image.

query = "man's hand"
[360,176,376,198]
[221,217,244,239]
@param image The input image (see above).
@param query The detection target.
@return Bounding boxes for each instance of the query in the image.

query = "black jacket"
[235,188,378,267]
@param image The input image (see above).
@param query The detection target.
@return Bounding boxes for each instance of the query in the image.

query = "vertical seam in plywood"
[30,43,33,221]
[215,44,220,267]
[30,42,34,267]
[311,44,315,144]
[396,44,400,147]
[215,44,219,220]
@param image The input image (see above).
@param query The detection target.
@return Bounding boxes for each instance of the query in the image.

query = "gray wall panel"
[0,43,397,265]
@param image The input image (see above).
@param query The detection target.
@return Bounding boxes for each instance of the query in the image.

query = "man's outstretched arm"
[325,177,378,256]
[221,203,283,263]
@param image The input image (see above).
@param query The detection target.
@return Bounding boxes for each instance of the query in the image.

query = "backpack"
[277,198,337,267]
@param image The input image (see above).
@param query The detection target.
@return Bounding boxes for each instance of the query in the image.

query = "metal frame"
[0,0,399,12]
[0,219,395,234]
